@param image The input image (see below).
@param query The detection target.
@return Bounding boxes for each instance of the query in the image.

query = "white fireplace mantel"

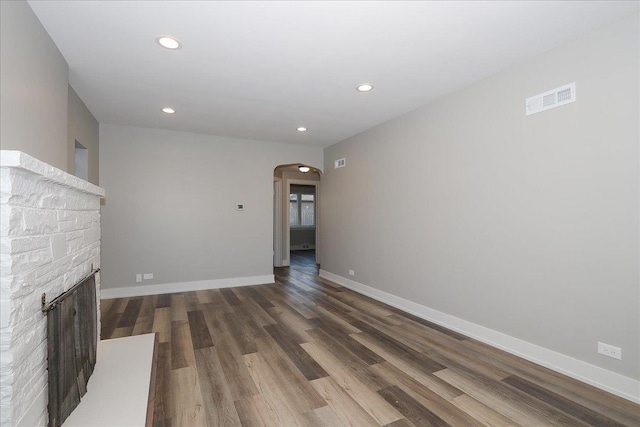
[0,150,105,199]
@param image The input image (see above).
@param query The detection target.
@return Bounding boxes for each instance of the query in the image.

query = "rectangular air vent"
[334,158,346,169]
[526,82,576,116]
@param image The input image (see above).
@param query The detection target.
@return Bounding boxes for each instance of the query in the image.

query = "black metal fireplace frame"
[41,268,100,313]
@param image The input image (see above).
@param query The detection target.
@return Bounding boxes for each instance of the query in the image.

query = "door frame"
[286,179,320,266]
[273,178,284,267]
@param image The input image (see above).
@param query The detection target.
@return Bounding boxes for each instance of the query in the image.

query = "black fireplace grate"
[44,271,98,427]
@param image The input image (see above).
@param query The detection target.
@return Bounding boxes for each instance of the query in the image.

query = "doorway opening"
[273,164,321,268]
[74,140,88,181]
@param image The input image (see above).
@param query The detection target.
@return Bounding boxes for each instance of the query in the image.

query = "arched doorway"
[273,164,321,268]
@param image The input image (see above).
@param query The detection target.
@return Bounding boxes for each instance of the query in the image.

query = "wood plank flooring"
[101,250,640,427]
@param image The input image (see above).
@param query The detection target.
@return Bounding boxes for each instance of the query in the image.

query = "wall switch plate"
[349,269,355,276]
[598,342,622,360]
[143,273,153,280]
[135,274,142,283]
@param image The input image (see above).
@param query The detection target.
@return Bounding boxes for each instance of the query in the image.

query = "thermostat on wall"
[236,203,245,211]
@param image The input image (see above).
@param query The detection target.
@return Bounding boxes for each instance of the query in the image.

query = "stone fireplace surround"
[0,151,105,426]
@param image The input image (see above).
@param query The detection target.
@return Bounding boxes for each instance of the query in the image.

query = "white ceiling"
[29,1,639,148]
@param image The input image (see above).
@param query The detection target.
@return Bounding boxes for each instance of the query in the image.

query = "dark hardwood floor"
[101,250,640,426]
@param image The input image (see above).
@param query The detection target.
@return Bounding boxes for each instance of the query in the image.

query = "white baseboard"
[319,269,640,404]
[100,274,275,299]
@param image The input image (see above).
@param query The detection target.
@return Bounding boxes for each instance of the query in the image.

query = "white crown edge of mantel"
[0,150,105,197]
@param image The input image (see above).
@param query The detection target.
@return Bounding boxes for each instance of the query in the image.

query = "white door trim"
[273,178,284,267]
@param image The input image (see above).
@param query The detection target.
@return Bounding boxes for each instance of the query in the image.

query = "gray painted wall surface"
[68,86,99,185]
[291,229,316,248]
[99,124,323,290]
[321,15,639,378]
[284,171,320,182]
[0,0,69,171]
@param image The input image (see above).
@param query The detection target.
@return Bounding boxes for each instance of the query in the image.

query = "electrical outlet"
[598,342,622,360]
[143,273,153,280]
[135,274,142,283]
[349,269,355,276]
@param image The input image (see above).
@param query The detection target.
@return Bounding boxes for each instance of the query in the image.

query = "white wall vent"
[526,82,576,116]
[334,158,346,169]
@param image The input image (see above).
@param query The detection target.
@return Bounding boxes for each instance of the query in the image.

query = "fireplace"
[42,269,99,427]
[0,151,105,426]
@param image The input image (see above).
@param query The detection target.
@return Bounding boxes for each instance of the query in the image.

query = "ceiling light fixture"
[357,83,374,92]
[297,127,307,132]
[156,36,182,50]
[161,107,176,114]
[298,166,311,173]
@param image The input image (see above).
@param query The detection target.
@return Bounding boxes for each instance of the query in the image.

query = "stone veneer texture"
[0,151,105,427]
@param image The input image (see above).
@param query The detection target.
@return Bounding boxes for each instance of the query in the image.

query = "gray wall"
[68,86,99,185]
[284,171,321,182]
[99,124,323,290]
[321,15,639,379]
[0,0,69,171]
[291,229,316,248]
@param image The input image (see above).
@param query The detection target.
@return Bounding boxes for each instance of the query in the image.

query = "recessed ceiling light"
[162,107,176,114]
[156,36,181,50]
[298,166,311,173]
[357,83,374,92]
[297,127,307,132]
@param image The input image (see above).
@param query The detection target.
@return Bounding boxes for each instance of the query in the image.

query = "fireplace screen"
[43,272,98,427]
